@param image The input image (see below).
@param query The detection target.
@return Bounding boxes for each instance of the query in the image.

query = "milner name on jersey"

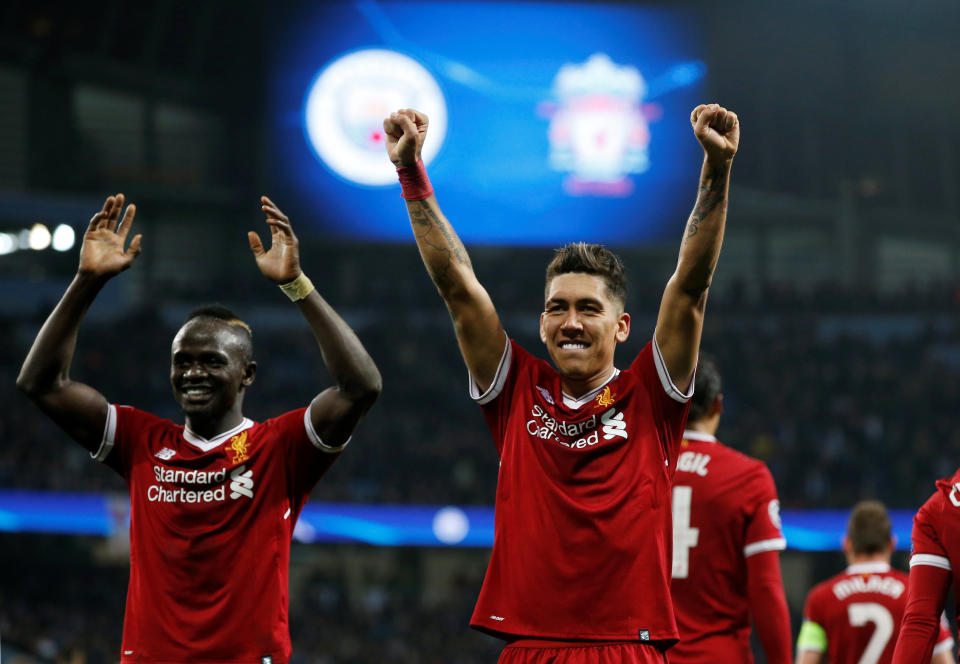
[831,574,905,601]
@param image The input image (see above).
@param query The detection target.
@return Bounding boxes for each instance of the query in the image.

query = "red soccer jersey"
[909,468,960,648]
[800,563,953,664]
[93,404,345,663]
[468,336,692,644]
[668,431,786,663]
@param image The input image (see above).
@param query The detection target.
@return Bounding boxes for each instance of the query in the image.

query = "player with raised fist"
[384,104,739,663]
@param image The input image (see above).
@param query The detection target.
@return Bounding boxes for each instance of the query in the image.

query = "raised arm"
[16,194,143,452]
[248,197,381,446]
[383,109,505,392]
[655,104,739,390]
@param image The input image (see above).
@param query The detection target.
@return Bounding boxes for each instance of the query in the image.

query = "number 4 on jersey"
[672,485,700,579]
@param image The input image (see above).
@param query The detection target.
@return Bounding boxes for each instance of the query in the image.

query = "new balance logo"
[536,386,555,405]
[155,447,176,460]
[601,408,628,440]
[230,464,254,499]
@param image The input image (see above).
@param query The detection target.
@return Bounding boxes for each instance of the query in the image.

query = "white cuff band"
[91,404,118,462]
[304,407,350,453]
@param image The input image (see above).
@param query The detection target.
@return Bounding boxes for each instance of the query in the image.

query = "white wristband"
[279,273,314,302]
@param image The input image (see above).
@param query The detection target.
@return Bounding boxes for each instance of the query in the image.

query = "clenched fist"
[383,109,428,168]
[691,104,739,163]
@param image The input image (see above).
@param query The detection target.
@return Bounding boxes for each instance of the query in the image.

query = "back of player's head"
[847,500,892,555]
[545,243,627,309]
[688,355,722,423]
[184,305,254,361]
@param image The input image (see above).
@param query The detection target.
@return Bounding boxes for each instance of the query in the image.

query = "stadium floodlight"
[0,233,15,255]
[52,224,76,252]
[29,223,51,250]
[432,506,470,545]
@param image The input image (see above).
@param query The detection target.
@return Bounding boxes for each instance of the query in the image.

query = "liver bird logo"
[228,431,250,465]
[595,386,616,409]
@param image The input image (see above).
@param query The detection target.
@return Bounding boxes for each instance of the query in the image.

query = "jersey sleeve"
[90,404,165,478]
[638,335,695,404]
[935,615,954,655]
[910,492,952,573]
[893,563,952,664]
[274,407,345,503]
[797,588,828,653]
[629,338,694,461]
[469,335,529,456]
[743,464,787,558]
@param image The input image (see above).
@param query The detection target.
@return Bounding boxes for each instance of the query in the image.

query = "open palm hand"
[78,194,142,278]
[248,196,302,284]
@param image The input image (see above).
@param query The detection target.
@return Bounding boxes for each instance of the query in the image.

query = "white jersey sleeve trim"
[910,553,952,571]
[90,404,118,463]
[469,333,512,405]
[304,407,350,454]
[744,537,787,557]
[934,638,955,655]
[652,335,695,404]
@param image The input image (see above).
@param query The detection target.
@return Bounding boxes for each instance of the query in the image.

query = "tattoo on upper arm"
[408,201,473,293]
[684,161,729,242]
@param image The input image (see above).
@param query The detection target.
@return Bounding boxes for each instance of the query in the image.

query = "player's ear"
[713,394,723,416]
[242,361,257,387]
[889,535,898,553]
[615,312,630,343]
[841,536,852,557]
[539,312,548,344]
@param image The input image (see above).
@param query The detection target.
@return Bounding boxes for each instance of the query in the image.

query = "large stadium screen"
[269,1,705,246]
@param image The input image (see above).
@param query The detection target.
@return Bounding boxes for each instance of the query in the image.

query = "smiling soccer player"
[383,103,738,663]
[17,194,381,663]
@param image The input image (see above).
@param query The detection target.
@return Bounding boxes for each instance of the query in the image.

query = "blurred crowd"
[4,283,960,510]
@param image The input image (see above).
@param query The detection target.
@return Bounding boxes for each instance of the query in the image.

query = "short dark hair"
[544,243,627,308]
[688,355,722,423]
[847,500,892,555]
[184,305,253,360]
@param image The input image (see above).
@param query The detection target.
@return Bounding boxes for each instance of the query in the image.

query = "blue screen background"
[269,1,705,246]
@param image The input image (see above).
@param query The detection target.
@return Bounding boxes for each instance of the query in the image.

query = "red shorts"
[498,640,667,664]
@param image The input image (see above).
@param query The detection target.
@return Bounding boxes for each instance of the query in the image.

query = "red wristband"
[397,159,434,201]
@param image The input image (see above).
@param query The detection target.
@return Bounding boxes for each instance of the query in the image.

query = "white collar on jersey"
[846,562,891,575]
[183,418,254,452]
[683,430,717,443]
[561,367,620,410]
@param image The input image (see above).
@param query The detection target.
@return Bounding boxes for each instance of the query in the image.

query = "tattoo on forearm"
[408,201,473,293]
[683,161,729,242]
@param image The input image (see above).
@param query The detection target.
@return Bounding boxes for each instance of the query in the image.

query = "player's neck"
[846,553,891,567]
[560,365,616,399]
[185,409,246,440]
[686,418,719,436]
